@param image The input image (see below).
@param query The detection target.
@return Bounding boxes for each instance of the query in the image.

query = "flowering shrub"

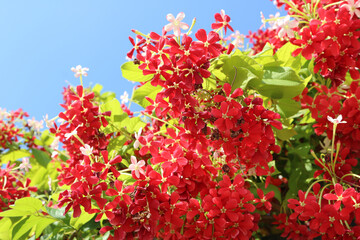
[1,0,360,239]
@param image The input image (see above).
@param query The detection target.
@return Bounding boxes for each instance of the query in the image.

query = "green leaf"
[210,52,263,88]
[31,149,51,168]
[100,98,128,134]
[284,153,313,201]
[0,209,30,217]
[92,84,103,95]
[275,42,303,71]
[232,67,260,90]
[276,98,301,118]
[274,128,297,141]
[0,217,12,240]
[70,211,95,230]
[252,43,280,67]
[250,182,281,202]
[45,207,67,220]
[123,117,146,133]
[25,163,48,191]
[33,216,56,238]
[0,150,31,163]
[11,197,43,213]
[12,217,35,240]
[121,61,153,82]
[107,135,126,153]
[132,81,162,108]
[250,66,311,99]
[118,173,135,184]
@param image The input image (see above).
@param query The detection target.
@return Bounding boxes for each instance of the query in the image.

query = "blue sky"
[0,0,286,122]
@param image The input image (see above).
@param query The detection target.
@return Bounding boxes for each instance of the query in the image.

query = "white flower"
[164,12,189,37]
[50,137,60,150]
[277,15,298,38]
[229,30,245,48]
[327,115,347,124]
[71,65,89,78]
[128,156,145,178]
[19,157,32,172]
[43,114,55,128]
[0,108,9,120]
[133,128,142,149]
[261,12,280,30]
[27,118,43,132]
[64,125,82,140]
[48,175,52,191]
[80,144,93,156]
[120,91,129,104]
[343,0,360,18]
[51,151,58,158]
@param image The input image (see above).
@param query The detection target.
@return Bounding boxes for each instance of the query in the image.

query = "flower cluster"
[299,81,360,157]
[47,10,285,239]
[0,163,37,213]
[0,108,35,150]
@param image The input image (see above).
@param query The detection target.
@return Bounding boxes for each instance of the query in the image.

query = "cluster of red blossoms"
[0,108,33,150]
[276,181,360,239]
[48,11,286,239]
[266,0,360,84]
[0,163,37,213]
[299,81,360,158]
[247,28,288,54]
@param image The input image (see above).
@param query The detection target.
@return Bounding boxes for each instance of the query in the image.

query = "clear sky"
[0,0,286,122]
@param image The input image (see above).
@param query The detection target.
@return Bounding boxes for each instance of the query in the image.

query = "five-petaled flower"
[128,156,145,178]
[327,115,347,124]
[164,12,189,37]
[342,0,360,18]
[80,144,93,156]
[71,65,89,78]
[120,91,129,104]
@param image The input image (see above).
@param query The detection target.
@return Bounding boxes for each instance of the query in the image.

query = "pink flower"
[19,157,31,172]
[164,12,189,37]
[343,0,360,18]
[71,65,89,78]
[128,156,145,178]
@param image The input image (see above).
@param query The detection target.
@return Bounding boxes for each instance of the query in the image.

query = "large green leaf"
[251,43,280,67]
[11,217,34,240]
[100,98,128,134]
[11,197,43,214]
[208,51,263,90]
[276,98,301,118]
[0,209,30,217]
[0,217,12,240]
[45,207,67,221]
[123,117,146,133]
[33,216,56,238]
[0,150,31,163]
[121,61,153,82]
[132,81,162,108]
[275,42,303,71]
[31,149,51,168]
[70,211,95,230]
[250,66,311,99]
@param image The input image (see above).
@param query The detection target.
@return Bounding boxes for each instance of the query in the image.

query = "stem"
[323,0,345,9]
[128,86,136,110]
[142,112,176,128]
[80,75,83,87]
[304,178,331,198]
[186,18,196,36]
[318,183,332,207]
[330,123,337,174]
